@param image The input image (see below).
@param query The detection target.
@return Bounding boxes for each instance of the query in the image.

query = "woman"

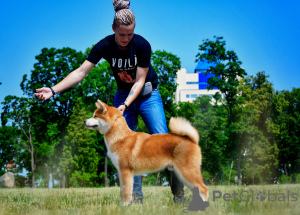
[35,0,184,204]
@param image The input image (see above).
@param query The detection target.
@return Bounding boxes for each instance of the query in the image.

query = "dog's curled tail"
[169,117,199,143]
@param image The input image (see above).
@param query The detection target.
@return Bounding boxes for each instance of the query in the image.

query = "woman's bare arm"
[34,60,95,100]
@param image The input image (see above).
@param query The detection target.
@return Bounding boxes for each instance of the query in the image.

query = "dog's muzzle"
[84,120,98,128]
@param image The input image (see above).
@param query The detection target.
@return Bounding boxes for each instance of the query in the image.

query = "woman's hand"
[34,87,53,100]
[118,105,126,114]
[34,60,95,101]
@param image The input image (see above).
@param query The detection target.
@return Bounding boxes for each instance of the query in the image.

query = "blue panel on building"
[198,73,220,90]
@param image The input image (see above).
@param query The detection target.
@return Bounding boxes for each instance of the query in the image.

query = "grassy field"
[0,184,299,215]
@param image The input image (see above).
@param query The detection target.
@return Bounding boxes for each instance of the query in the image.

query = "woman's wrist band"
[121,102,128,109]
[50,87,56,96]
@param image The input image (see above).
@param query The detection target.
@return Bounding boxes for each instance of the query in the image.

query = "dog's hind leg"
[173,163,209,202]
[120,168,134,205]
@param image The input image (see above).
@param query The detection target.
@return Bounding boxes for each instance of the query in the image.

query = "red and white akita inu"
[84,100,208,205]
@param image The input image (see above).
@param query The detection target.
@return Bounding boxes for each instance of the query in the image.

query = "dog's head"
[84,100,122,134]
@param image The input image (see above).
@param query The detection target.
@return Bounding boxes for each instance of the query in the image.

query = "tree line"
[0,37,299,188]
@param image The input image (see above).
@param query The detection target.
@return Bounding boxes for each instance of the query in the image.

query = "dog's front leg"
[120,168,134,205]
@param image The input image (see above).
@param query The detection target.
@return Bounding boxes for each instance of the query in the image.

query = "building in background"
[175,60,224,103]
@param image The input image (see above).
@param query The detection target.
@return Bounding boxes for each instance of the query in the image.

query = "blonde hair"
[113,0,135,27]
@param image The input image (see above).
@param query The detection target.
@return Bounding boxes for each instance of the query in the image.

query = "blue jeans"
[114,88,184,202]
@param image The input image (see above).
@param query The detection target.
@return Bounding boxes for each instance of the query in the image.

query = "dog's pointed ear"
[95,100,107,113]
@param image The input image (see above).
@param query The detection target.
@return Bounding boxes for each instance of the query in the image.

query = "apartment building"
[175,60,224,103]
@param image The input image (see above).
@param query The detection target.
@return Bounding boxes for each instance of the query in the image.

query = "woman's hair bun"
[113,0,130,12]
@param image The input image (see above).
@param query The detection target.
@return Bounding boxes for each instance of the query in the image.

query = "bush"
[14,175,26,188]
[294,174,300,183]
[143,173,158,186]
[278,174,292,184]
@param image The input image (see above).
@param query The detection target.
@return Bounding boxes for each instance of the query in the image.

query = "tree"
[274,88,300,181]
[1,96,37,187]
[2,93,59,188]
[20,47,86,188]
[237,72,279,184]
[80,48,117,107]
[195,36,247,124]
[151,50,181,120]
[80,57,117,187]
[175,101,196,124]
[61,100,99,187]
[0,126,19,176]
[195,36,248,185]
[192,96,228,183]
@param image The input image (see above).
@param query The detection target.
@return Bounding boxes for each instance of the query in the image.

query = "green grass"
[0,184,299,215]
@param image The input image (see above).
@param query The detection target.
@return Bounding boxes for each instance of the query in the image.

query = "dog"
[84,100,208,205]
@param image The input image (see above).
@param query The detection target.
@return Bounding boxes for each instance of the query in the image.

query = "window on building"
[187,82,207,85]
[191,94,197,98]
[186,94,190,98]
[195,69,207,74]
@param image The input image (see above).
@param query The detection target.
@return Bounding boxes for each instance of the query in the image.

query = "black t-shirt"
[87,34,158,91]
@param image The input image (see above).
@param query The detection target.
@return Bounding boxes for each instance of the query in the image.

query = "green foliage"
[37,178,48,188]
[20,47,86,141]
[136,115,150,133]
[202,171,212,183]
[278,174,292,184]
[81,60,117,107]
[0,126,19,175]
[151,50,181,120]
[196,36,247,123]
[278,173,300,184]
[14,174,26,188]
[175,69,298,185]
[142,173,158,186]
[62,100,99,187]
[20,47,86,131]
[80,58,118,186]
[273,88,300,181]
[221,163,238,185]
[1,95,53,187]
[176,96,229,184]
[193,96,228,181]
[175,101,196,123]
[195,36,247,185]
[17,47,87,187]
[70,171,98,188]
[237,72,280,184]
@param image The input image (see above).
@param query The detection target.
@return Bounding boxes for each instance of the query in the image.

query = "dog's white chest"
[107,151,119,169]
[104,137,120,170]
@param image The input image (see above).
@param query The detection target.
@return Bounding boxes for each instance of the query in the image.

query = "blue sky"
[1,0,300,110]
